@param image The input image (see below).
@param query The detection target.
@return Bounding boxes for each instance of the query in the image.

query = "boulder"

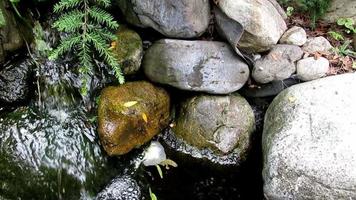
[297,57,329,81]
[279,26,307,46]
[216,0,287,53]
[252,44,303,84]
[0,57,32,104]
[0,108,119,199]
[323,0,356,23]
[262,73,356,199]
[143,39,249,94]
[113,26,143,75]
[302,37,333,54]
[116,0,210,38]
[173,94,255,155]
[98,81,170,156]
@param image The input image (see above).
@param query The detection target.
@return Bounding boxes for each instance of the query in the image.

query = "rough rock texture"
[95,175,142,200]
[0,57,32,104]
[114,26,143,75]
[143,39,250,94]
[217,0,287,53]
[323,0,356,23]
[116,0,210,38]
[173,94,255,155]
[0,108,118,200]
[0,0,27,63]
[297,57,329,81]
[98,81,170,156]
[252,45,303,84]
[263,73,356,199]
[279,26,307,46]
[302,37,333,54]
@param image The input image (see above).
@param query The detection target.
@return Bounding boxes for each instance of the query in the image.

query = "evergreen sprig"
[50,0,124,96]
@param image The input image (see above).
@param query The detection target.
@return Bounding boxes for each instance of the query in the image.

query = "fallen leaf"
[288,96,297,103]
[142,113,148,123]
[109,41,117,50]
[123,101,138,107]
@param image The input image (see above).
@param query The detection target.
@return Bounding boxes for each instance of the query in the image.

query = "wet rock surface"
[113,26,143,75]
[116,0,210,38]
[173,94,255,155]
[263,73,356,199]
[216,0,287,53]
[143,39,250,94]
[98,81,170,156]
[0,108,118,200]
[0,57,32,104]
[252,45,303,84]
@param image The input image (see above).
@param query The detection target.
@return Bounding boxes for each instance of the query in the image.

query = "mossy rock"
[173,94,255,156]
[113,26,143,75]
[98,81,170,156]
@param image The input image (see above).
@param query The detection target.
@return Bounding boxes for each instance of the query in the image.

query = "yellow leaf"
[123,101,138,107]
[109,41,117,50]
[142,113,148,123]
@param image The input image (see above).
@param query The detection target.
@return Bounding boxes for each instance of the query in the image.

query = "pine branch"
[89,6,119,29]
[49,34,81,60]
[54,0,83,13]
[53,10,84,32]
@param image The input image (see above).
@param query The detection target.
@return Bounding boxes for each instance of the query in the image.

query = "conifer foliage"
[49,0,124,95]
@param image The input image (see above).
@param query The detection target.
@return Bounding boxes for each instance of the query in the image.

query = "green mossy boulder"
[98,81,170,156]
[113,26,143,75]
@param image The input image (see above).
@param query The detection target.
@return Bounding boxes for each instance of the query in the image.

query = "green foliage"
[333,40,356,57]
[49,0,124,96]
[0,8,5,28]
[149,188,158,200]
[286,6,294,17]
[337,18,356,34]
[328,31,344,41]
[278,0,331,27]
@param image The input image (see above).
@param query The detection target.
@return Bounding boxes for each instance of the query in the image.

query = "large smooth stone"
[0,108,118,199]
[262,73,356,199]
[0,57,32,104]
[252,44,303,84]
[113,26,143,75]
[116,0,210,38]
[173,94,255,155]
[216,0,287,53]
[98,81,170,156]
[323,0,356,23]
[143,39,250,94]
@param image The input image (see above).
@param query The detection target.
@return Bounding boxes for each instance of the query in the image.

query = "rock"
[297,57,329,81]
[95,175,143,200]
[323,0,356,23]
[116,0,210,38]
[252,45,303,84]
[142,141,167,167]
[262,73,356,199]
[279,26,307,46]
[216,0,287,53]
[0,57,32,104]
[267,0,288,20]
[302,36,333,54]
[98,81,170,156]
[143,39,250,94]
[0,1,29,63]
[113,26,143,75]
[173,94,255,155]
[0,108,119,199]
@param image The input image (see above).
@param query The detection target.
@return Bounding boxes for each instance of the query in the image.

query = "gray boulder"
[143,39,250,94]
[173,94,255,155]
[0,57,32,104]
[302,37,333,54]
[297,57,329,81]
[263,73,356,199]
[216,0,287,53]
[116,0,210,38]
[323,0,356,23]
[279,26,307,46]
[252,44,303,84]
